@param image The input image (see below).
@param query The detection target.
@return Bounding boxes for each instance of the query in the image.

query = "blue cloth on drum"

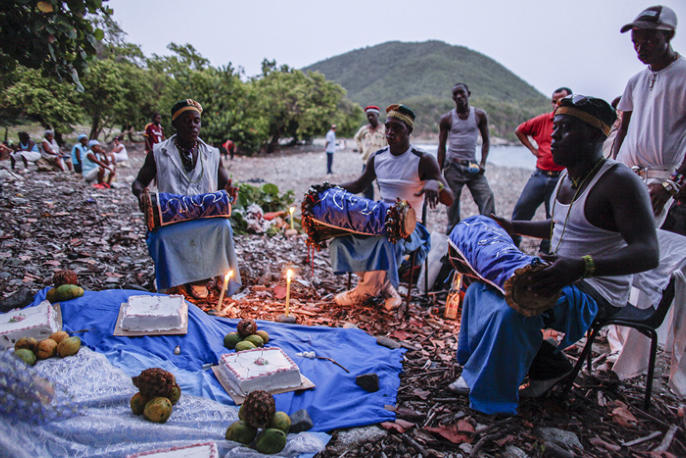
[311,186,395,236]
[146,190,232,231]
[457,282,597,415]
[146,218,241,291]
[449,215,539,292]
[329,223,430,288]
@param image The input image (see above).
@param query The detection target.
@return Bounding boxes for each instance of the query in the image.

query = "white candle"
[289,206,296,230]
[217,270,233,309]
[285,269,294,316]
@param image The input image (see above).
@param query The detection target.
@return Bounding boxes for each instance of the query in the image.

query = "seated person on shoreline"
[70,134,88,174]
[331,104,453,310]
[10,132,41,171]
[40,130,72,172]
[82,140,115,188]
[132,99,241,299]
[450,95,658,415]
[110,136,129,165]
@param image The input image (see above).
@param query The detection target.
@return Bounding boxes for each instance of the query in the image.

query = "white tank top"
[373,146,425,211]
[446,107,479,162]
[550,159,632,307]
[153,135,220,195]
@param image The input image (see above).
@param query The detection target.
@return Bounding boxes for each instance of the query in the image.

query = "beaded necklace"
[174,137,198,173]
[550,158,606,254]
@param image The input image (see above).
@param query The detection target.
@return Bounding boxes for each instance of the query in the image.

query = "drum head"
[504,264,561,317]
[400,206,417,238]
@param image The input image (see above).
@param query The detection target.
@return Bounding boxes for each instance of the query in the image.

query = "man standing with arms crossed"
[353,105,387,199]
[438,83,495,234]
[511,87,572,253]
[612,5,686,226]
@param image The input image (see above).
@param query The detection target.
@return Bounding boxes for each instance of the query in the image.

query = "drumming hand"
[415,180,440,209]
[526,257,584,297]
[489,214,514,237]
[647,182,671,216]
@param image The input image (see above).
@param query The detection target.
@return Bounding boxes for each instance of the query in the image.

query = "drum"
[141,190,232,232]
[301,184,416,249]
[448,215,560,316]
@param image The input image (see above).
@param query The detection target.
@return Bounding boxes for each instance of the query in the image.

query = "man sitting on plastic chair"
[449,95,659,415]
[331,104,453,311]
[132,99,241,299]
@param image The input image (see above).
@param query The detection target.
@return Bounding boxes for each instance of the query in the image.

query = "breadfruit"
[255,428,287,454]
[14,348,36,366]
[36,338,58,359]
[237,319,257,337]
[255,330,270,344]
[241,390,276,429]
[57,336,81,357]
[143,397,173,423]
[168,384,181,405]
[130,392,148,415]
[271,411,291,433]
[235,340,256,352]
[245,334,265,348]
[225,420,257,444]
[49,331,70,344]
[223,332,241,349]
[53,269,78,287]
[132,368,177,399]
[14,337,38,353]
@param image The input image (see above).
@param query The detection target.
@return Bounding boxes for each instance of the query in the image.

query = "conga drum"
[140,190,232,232]
[301,184,416,249]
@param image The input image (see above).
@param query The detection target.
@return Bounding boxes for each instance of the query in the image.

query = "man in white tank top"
[438,83,495,233]
[450,95,658,415]
[332,104,454,310]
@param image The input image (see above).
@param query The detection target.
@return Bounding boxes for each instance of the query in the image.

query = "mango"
[271,411,291,433]
[14,337,38,353]
[57,336,81,357]
[225,420,257,444]
[130,392,148,415]
[14,348,37,366]
[223,332,241,349]
[235,340,256,352]
[36,338,58,359]
[49,331,70,344]
[255,330,270,344]
[55,284,84,301]
[143,397,173,423]
[245,334,264,348]
[168,384,181,405]
[255,428,287,454]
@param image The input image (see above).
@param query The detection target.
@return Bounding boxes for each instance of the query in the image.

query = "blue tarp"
[28,289,405,432]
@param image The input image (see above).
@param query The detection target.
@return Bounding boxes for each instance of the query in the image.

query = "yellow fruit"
[14,337,38,353]
[49,331,69,344]
[36,339,58,359]
[57,336,81,357]
[130,392,148,415]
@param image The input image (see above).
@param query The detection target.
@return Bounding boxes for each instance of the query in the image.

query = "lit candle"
[289,206,296,230]
[285,269,294,316]
[217,270,233,309]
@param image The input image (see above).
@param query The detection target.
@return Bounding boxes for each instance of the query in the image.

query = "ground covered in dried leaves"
[1,142,684,457]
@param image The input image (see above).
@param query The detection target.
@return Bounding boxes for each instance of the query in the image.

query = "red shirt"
[145,123,165,152]
[516,112,564,172]
[222,140,235,152]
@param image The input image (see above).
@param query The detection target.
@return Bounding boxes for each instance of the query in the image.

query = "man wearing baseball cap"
[353,105,387,199]
[612,5,686,225]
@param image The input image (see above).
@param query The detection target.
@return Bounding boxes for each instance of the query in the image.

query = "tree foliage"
[0,0,111,88]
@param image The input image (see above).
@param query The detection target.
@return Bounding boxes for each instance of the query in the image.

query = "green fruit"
[55,284,84,301]
[235,340,256,352]
[130,392,148,415]
[255,428,287,454]
[143,397,173,423]
[46,288,58,303]
[238,403,246,421]
[14,337,38,353]
[14,348,37,366]
[223,332,241,349]
[271,411,291,433]
[57,336,81,357]
[245,334,265,348]
[256,330,270,344]
[225,420,257,444]
[168,384,181,405]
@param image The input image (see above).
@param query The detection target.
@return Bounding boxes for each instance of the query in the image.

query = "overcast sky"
[110,0,686,102]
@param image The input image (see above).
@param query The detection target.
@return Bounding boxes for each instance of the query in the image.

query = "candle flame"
[286,269,294,281]
[289,206,295,214]
[225,270,234,281]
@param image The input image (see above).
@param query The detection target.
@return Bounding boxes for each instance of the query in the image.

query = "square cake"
[127,442,218,458]
[218,347,302,395]
[120,295,187,332]
[0,300,61,348]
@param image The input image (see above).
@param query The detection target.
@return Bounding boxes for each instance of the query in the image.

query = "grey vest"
[153,135,220,195]
[446,107,479,162]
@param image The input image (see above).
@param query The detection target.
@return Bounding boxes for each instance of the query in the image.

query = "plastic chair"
[562,276,677,410]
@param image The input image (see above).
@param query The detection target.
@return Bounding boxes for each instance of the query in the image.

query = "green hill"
[303,40,551,140]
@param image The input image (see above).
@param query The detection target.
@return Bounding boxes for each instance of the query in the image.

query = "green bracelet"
[582,255,595,278]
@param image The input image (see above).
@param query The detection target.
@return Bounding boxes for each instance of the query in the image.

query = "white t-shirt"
[617,56,686,170]
[325,130,336,153]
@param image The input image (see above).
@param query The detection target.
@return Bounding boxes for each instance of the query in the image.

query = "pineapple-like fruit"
[132,368,177,399]
[53,269,78,287]
[241,390,276,429]
[237,319,257,338]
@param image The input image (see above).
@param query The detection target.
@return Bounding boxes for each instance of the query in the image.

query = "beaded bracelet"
[662,179,679,197]
[582,255,595,278]
[670,171,685,187]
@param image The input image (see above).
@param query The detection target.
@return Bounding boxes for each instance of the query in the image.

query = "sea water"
[415,144,535,170]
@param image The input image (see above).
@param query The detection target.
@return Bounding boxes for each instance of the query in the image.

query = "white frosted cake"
[120,295,187,332]
[0,300,61,348]
[219,347,302,395]
[127,442,218,458]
